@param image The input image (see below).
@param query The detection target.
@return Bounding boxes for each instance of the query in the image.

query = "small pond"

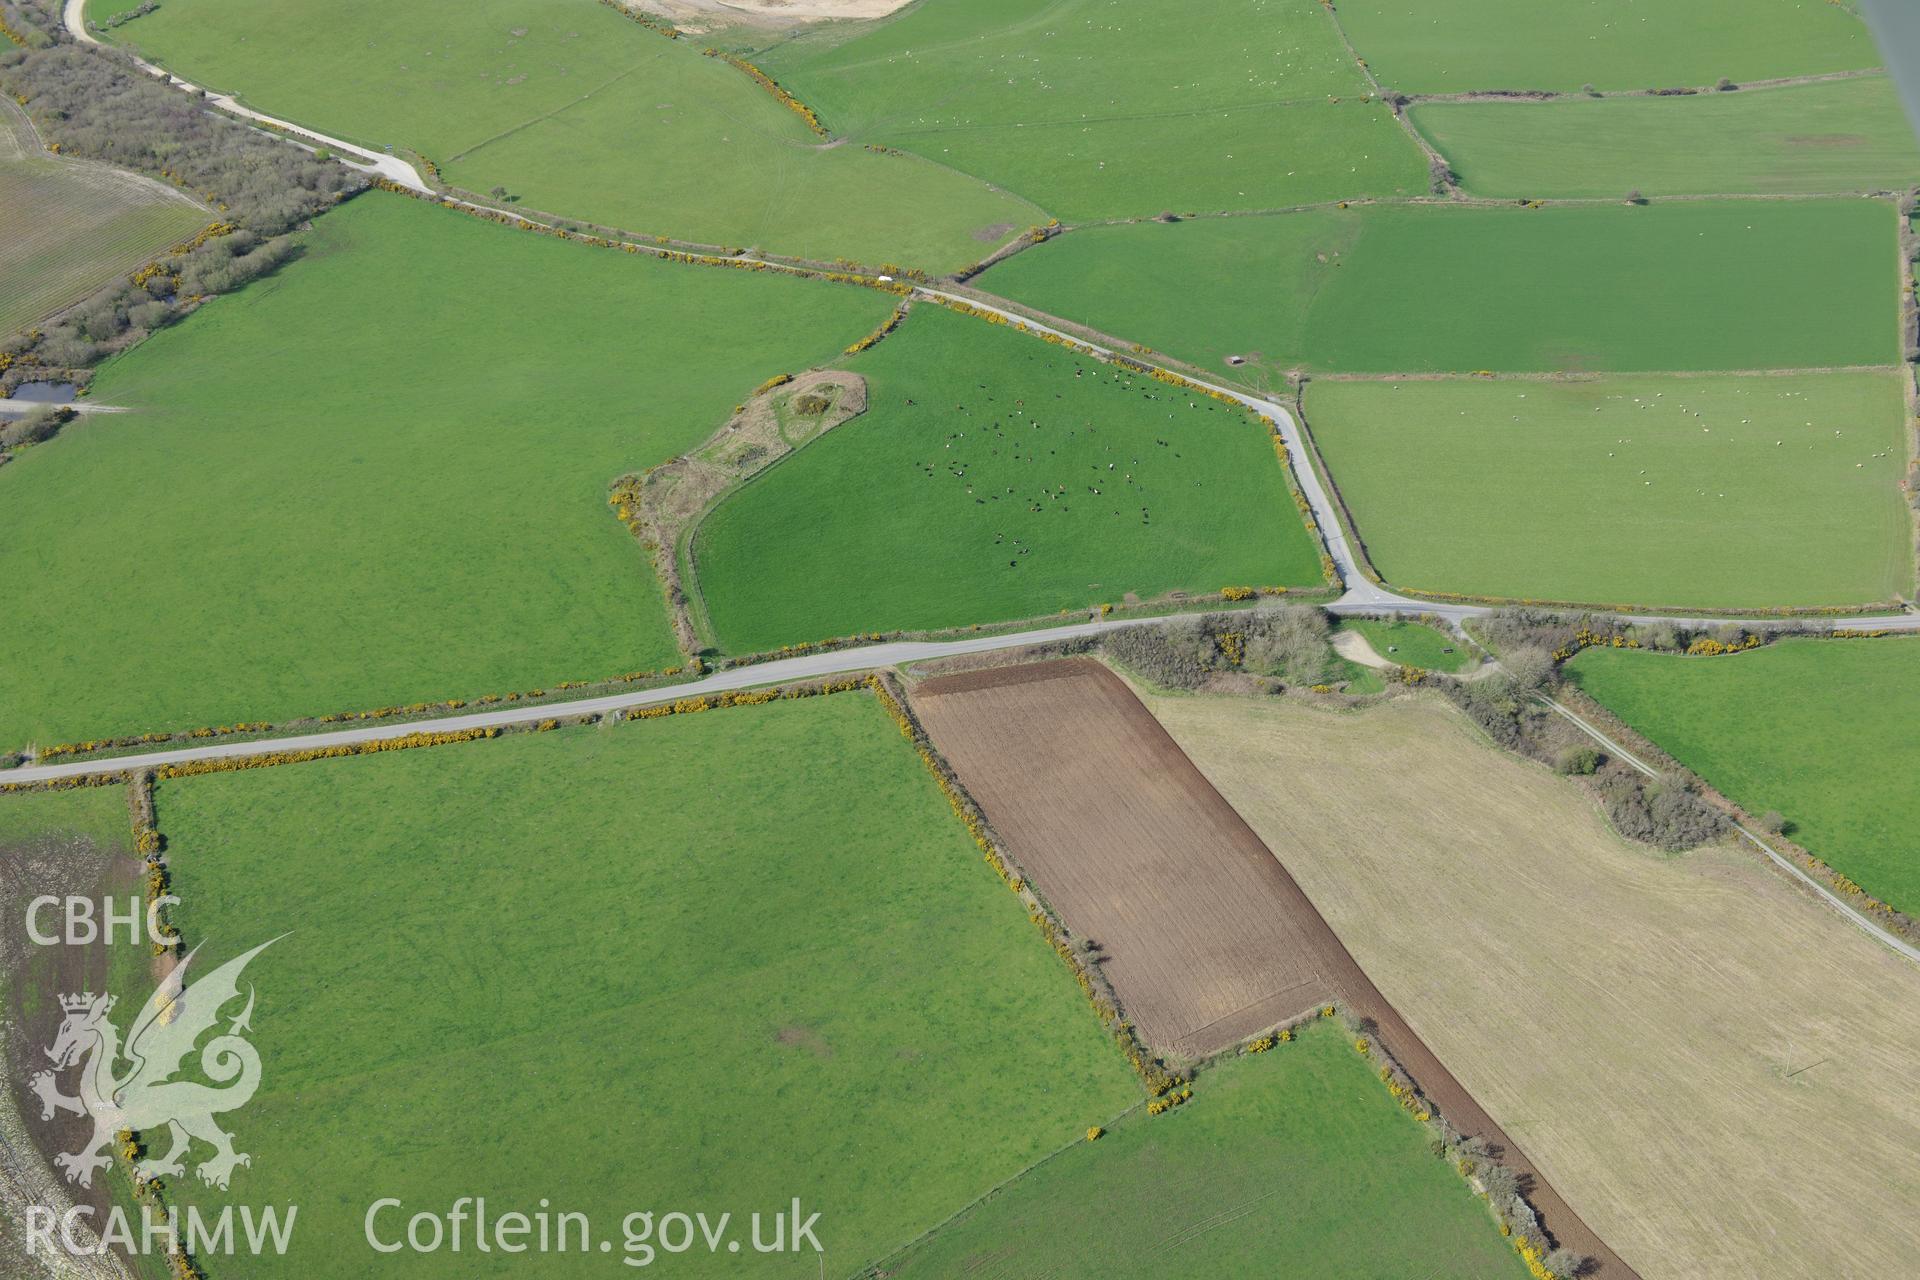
[5,381,79,404]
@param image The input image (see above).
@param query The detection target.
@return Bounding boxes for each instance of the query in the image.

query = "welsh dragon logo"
[29,937,280,1191]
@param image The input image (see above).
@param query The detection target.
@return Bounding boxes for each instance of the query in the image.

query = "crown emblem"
[59,992,112,1015]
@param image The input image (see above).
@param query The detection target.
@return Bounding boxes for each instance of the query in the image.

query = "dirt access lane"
[908,657,1639,1280]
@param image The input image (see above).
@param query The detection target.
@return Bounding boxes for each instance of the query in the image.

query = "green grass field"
[885,1023,1525,1279]
[1336,0,1883,94]
[1338,619,1476,672]
[1568,638,1920,914]
[693,305,1323,652]
[0,193,893,751]
[1414,77,1920,198]
[0,783,128,849]
[1306,373,1911,608]
[984,198,1900,375]
[120,694,1138,1277]
[758,0,1427,221]
[0,101,208,332]
[89,0,1034,271]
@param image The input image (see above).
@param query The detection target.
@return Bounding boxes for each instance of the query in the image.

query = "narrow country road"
[61,0,429,191]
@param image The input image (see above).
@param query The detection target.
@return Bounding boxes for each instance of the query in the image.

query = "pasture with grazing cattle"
[694,304,1323,653]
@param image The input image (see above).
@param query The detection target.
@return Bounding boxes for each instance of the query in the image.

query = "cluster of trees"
[0,21,365,371]
[0,404,72,458]
[1103,605,1335,690]
[1455,609,1731,851]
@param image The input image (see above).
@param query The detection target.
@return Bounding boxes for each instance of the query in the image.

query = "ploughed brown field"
[908,658,1638,1279]
[911,659,1331,1057]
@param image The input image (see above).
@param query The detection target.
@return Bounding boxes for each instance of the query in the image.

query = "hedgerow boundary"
[1290,378,1389,588]
[1213,1007,1587,1279]
[4,674,1188,1280]
[1547,677,1920,953]
[0,580,1339,770]
[611,369,873,659]
[118,767,212,1280]
[14,660,697,768]
[859,1008,1577,1280]
[872,673,1182,1098]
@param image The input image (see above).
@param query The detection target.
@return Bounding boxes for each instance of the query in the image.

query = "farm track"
[908,659,1640,1280]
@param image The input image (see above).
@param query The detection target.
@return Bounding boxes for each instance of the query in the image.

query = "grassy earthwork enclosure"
[758,0,1428,220]
[1569,637,1920,915]
[0,192,895,752]
[1331,0,1885,94]
[0,100,209,333]
[115,693,1142,1278]
[1302,372,1913,608]
[983,198,1900,377]
[1412,76,1920,198]
[90,0,1036,271]
[692,304,1325,653]
[883,1022,1527,1279]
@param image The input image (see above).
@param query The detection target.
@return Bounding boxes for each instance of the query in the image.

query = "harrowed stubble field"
[0,100,209,333]
[1157,691,1920,1280]
[90,0,1034,270]
[1304,372,1911,608]
[693,304,1324,653]
[0,193,894,751]
[886,1023,1526,1279]
[118,694,1141,1278]
[759,0,1427,220]
[984,198,1900,377]
[1569,638,1920,915]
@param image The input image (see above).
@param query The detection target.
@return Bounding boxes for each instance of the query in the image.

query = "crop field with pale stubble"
[1152,691,1920,1280]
